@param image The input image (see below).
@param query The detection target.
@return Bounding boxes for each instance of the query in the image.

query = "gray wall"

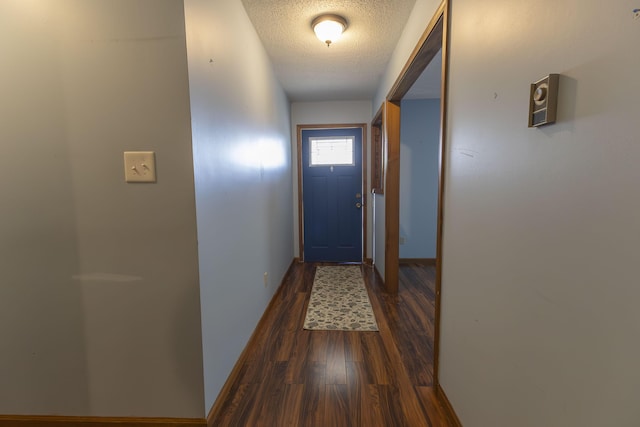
[379,0,640,426]
[399,99,440,258]
[0,0,204,418]
[184,0,293,411]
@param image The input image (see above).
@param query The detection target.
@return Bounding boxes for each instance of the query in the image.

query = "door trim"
[381,0,449,387]
[383,101,401,293]
[297,123,367,262]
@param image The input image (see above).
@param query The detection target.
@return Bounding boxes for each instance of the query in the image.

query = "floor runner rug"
[303,265,379,331]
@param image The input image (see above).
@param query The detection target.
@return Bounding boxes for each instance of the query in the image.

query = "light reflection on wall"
[230,137,286,170]
[4,0,50,22]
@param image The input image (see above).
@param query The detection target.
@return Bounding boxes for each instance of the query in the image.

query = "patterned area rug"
[303,265,379,331]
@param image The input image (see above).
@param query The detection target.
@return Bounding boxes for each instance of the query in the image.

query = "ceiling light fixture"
[312,14,347,47]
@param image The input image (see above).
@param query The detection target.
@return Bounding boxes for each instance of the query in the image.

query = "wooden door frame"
[381,0,449,387]
[297,123,368,262]
[382,101,401,292]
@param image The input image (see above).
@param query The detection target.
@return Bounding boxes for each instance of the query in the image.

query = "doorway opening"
[374,0,449,389]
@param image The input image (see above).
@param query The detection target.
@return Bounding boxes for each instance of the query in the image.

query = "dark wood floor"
[210,262,455,426]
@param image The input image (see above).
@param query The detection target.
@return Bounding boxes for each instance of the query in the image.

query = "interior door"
[302,128,363,262]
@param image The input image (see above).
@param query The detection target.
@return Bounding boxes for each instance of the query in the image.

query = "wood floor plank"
[345,362,363,426]
[309,330,328,362]
[217,383,258,427]
[377,384,410,427]
[325,332,347,384]
[364,384,387,427]
[360,333,392,385]
[401,293,434,332]
[346,362,386,427]
[299,384,325,427]
[344,329,363,362]
[416,386,458,427]
[284,331,311,384]
[278,384,304,427]
[274,330,296,362]
[401,332,434,386]
[243,363,270,387]
[255,361,288,426]
[324,385,351,427]
[283,292,307,332]
[208,262,457,426]
[345,360,368,385]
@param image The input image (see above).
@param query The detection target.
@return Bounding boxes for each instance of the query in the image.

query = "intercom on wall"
[528,74,559,128]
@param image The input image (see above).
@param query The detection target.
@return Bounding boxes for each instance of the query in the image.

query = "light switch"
[124,151,156,183]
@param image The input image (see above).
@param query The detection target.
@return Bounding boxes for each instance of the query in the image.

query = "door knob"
[355,202,362,209]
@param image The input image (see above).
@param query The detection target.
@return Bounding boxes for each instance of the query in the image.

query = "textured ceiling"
[241,0,418,102]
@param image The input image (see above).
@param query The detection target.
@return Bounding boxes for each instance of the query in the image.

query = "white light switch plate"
[124,151,156,183]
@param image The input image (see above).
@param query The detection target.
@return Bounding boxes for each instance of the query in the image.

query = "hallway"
[210,262,455,426]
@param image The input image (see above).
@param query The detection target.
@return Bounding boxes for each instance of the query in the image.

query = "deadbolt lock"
[356,193,362,199]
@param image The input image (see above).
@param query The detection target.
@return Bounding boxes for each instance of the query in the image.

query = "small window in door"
[309,136,355,166]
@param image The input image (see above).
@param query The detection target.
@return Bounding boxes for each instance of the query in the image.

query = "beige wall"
[0,0,204,418]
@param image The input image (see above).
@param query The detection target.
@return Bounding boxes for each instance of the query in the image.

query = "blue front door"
[302,128,363,262]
